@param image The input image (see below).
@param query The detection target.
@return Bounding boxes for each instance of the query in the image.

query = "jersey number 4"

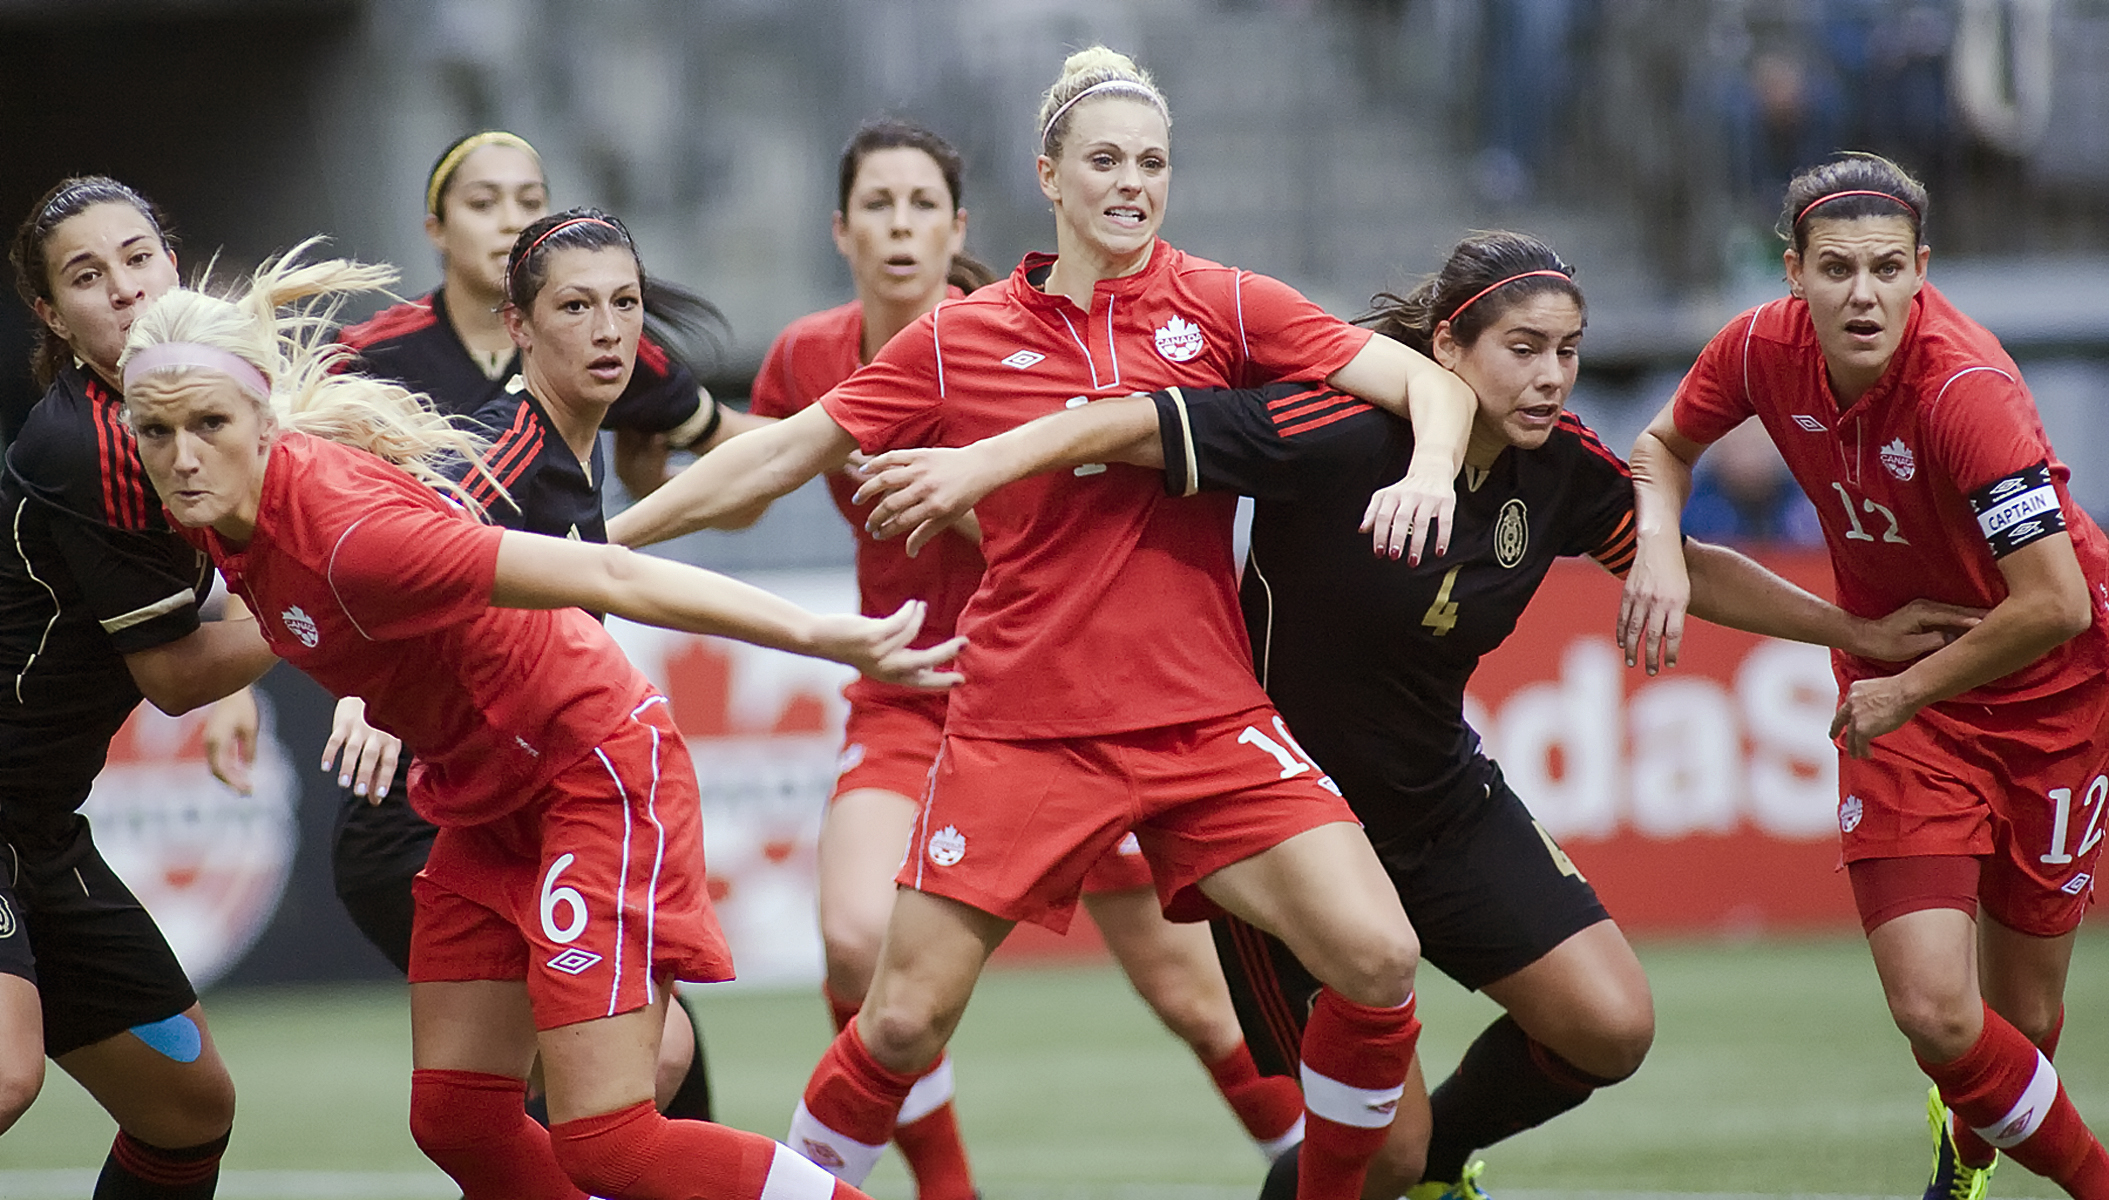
[1421,566,1463,636]
[1830,482,1910,545]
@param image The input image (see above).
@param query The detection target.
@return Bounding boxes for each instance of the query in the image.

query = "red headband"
[1447,269,1572,323]
[507,217,624,296]
[1795,189,1919,225]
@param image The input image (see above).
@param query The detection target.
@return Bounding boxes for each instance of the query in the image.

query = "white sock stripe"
[787,1100,886,1185]
[760,1141,842,1200]
[1974,1050,2061,1149]
[1256,1114,1305,1161]
[1299,1064,1404,1129]
[897,1056,956,1126]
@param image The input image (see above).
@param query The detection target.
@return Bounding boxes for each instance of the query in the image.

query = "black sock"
[1423,1015,1624,1184]
[1257,1141,1298,1200]
[524,1089,549,1128]
[94,1130,228,1200]
[660,995,713,1122]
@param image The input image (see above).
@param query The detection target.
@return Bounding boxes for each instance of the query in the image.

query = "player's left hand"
[1854,598,1985,661]
[854,447,1003,557]
[321,695,404,802]
[1829,676,1919,759]
[1360,466,1455,565]
[815,599,967,689]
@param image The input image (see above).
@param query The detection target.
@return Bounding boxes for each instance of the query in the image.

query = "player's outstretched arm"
[1831,532,2092,758]
[124,614,280,717]
[604,404,857,548]
[1619,400,1708,674]
[853,395,1164,556]
[1684,539,1981,659]
[1326,333,1474,564]
[490,533,964,688]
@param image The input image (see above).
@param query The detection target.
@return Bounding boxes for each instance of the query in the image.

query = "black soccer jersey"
[456,383,608,543]
[1153,382,1638,844]
[337,287,715,440]
[0,369,211,823]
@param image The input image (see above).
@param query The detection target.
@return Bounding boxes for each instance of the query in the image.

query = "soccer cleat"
[1405,1159,1491,1200]
[1925,1086,1996,1200]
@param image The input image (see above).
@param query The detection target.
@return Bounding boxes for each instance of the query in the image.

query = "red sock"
[1297,990,1420,1200]
[823,982,862,1034]
[408,1069,583,1200]
[1954,1007,2067,1170]
[787,1020,921,1185]
[893,1054,977,1200]
[551,1101,871,1199]
[1205,1041,1306,1157]
[1919,1004,2109,1199]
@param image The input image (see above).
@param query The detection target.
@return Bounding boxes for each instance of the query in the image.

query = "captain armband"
[1969,460,2065,558]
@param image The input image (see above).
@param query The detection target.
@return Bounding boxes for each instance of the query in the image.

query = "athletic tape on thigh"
[128,1013,203,1063]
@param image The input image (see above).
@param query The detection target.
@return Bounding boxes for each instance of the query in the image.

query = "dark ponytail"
[10,176,175,388]
[1360,231,1581,356]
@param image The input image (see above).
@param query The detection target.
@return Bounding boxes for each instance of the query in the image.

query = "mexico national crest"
[1494,499,1529,568]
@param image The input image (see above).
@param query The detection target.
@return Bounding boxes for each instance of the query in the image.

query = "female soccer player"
[1,177,278,1195]
[850,229,1975,1199]
[120,249,960,1200]
[1620,152,2109,1200]
[613,47,1476,1200]
[635,117,1302,1197]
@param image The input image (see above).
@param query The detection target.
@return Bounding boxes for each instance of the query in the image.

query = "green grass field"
[4,933,2108,1198]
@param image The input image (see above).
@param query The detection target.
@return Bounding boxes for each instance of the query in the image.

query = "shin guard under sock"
[1952,1006,2066,1171]
[787,1021,920,1185]
[1297,989,1420,1200]
[551,1101,871,1199]
[1423,1014,1626,1185]
[1919,1004,2109,1199]
[1204,1041,1306,1159]
[408,1069,583,1200]
[93,1130,228,1200]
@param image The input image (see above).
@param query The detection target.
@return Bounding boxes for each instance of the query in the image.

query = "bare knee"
[1887,981,1982,1062]
[819,900,888,1003]
[1555,997,1655,1082]
[1318,925,1420,1009]
[160,1061,236,1142]
[0,1054,43,1134]
[857,993,957,1073]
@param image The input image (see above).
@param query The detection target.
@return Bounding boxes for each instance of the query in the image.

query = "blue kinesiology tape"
[129,1013,203,1063]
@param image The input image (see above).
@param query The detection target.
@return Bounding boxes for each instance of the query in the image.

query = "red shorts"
[1838,677,2109,937]
[833,687,947,803]
[1081,832,1156,894]
[410,696,735,1029]
[897,706,1358,932]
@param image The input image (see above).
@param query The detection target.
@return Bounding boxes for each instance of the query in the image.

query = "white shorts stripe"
[642,720,665,1006]
[759,1140,842,1200]
[1299,1064,1404,1129]
[1974,1050,2060,1149]
[594,745,634,1018]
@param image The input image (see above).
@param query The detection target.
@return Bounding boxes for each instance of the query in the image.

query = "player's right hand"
[203,687,260,795]
[1360,465,1456,565]
[815,599,966,689]
[853,446,1002,558]
[1618,533,1691,675]
[321,695,403,803]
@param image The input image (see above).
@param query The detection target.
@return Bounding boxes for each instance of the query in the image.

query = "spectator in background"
[1680,418,1824,546]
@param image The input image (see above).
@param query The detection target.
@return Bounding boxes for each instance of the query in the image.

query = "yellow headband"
[425,131,542,216]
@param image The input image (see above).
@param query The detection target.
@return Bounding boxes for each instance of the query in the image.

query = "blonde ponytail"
[120,241,506,514]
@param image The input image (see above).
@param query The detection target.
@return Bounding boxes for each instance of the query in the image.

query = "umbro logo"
[1988,475,2029,499]
[1001,350,1045,370]
[2063,873,2093,896]
[546,947,603,975]
[1792,415,1826,432]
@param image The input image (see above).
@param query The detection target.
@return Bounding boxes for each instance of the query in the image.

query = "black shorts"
[0,815,198,1057]
[330,761,433,975]
[1216,763,1610,1078]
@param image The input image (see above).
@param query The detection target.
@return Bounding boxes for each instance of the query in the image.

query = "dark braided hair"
[10,177,176,388]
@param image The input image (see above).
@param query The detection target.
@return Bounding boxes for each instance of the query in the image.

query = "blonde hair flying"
[118,240,503,512]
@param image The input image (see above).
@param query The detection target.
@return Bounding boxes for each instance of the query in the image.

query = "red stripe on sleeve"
[1280,404,1374,438]
[1561,413,1631,476]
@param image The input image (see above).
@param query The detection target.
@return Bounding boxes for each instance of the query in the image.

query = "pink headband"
[1796,190,1919,225]
[122,342,271,399]
[1447,270,1572,323]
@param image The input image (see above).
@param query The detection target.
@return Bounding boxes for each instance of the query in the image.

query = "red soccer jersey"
[1672,282,2109,701]
[819,240,1372,738]
[187,432,651,826]
[749,297,985,704]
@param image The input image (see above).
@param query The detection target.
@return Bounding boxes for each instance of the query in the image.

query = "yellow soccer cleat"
[1925,1085,1997,1200]
[1406,1158,1492,1200]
